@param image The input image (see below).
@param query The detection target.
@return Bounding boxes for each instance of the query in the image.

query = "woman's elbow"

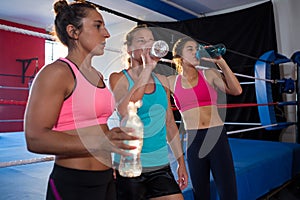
[25,134,38,153]
[24,130,43,153]
[234,87,243,96]
[228,85,243,96]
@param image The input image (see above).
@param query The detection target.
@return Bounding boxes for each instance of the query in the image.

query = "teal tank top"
[115,70,169,168]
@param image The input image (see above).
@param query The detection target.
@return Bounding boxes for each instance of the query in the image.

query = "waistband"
[186,125,226,134]
[50,163,113,185]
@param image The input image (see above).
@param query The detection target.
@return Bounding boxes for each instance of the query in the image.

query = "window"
[45,40,67,65]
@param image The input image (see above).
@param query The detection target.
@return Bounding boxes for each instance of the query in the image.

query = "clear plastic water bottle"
[119,101,144,177]
[150,40,169,58]
[196,43,226,59]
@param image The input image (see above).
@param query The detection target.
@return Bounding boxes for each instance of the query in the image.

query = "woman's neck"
[182,66,198,80]
[66,51,92,70]
[129,59,144,76]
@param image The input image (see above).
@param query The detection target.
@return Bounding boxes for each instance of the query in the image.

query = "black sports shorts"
[46,163,116,200]
[116,165,182,200]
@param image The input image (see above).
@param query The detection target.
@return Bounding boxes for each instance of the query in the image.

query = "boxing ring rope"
[0,24,122,54]
[0,24,54,40]
[227,123,279,135]
[0,99,26,123]
[170,101,297,110]
[197,66,275,83]
[0,156,55,168]
[0,119,23,123]
[163,59,278,83]
[0,99,27,106]
[0,86,29,90]
[224,122,261,126]
[217,101,297,108]
[239,82,255,85]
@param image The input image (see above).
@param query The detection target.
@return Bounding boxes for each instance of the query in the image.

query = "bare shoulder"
[109,71,124,81]
[155,73,174,92]
[38,62,71,83]
[167,75,176,91]
[32,60,75,94]
[38,60,73,79]
[202,68,222,87]
[167,75,176,84]
[203,68,221,78]
[109,70,127,91]
[206,67,219,74]
[155,73,168,85]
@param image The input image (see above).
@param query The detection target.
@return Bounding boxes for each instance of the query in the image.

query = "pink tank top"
[173,70,217,112]
[53,58,115,131]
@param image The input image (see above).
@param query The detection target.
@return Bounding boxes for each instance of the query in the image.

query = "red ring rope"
[171,101,297,110]
[0,99,27,106]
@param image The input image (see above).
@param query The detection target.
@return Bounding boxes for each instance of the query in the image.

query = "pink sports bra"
[173,70,217,112]
[53,58,115,131]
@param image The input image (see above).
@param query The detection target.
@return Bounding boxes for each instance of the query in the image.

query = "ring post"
[255,50,291,130]
[291,51,300,143]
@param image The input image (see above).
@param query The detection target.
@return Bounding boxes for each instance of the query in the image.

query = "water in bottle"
[196,43,226,59]
[150,40,169,58]
[119,101,144,177]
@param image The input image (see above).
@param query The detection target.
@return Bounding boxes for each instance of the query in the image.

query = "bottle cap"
[127,100,142,114]
[150,40,169,58]
[196,43,226,59]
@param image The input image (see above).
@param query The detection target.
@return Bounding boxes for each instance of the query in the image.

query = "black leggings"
[186,126,237,200]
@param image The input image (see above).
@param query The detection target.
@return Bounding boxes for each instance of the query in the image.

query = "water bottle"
[119,101,144,177]
[196,43,226,59]
[150,40,169,58]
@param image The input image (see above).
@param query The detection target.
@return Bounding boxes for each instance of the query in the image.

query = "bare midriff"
[181,105,224,130]
[55,124,112,171]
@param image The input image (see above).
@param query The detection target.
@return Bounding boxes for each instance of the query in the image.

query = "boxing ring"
[1,24,300,200]
[1,131,300,200]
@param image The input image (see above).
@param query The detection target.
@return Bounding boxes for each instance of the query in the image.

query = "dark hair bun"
[53,0,69,15]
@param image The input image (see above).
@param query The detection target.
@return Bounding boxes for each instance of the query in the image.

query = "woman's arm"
[25,62,135,157]
[25,62,84,155]
[109,67,152,118]
[109,50,158,118]
[159,74,188,190]
[167,75,176,94]
[205,57,242,96]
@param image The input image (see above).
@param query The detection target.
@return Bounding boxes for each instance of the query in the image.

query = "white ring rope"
[224,122,262,126]
[0,24,54,40]
[175,120,278,134]
[161,58,274,83]
[240,82,255,85]
[196,66,274,83]
[0,119,24,123]
[0,86,29,90]
[0,24,121,53]
[227,124,278,135]
[0,156,54,168]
